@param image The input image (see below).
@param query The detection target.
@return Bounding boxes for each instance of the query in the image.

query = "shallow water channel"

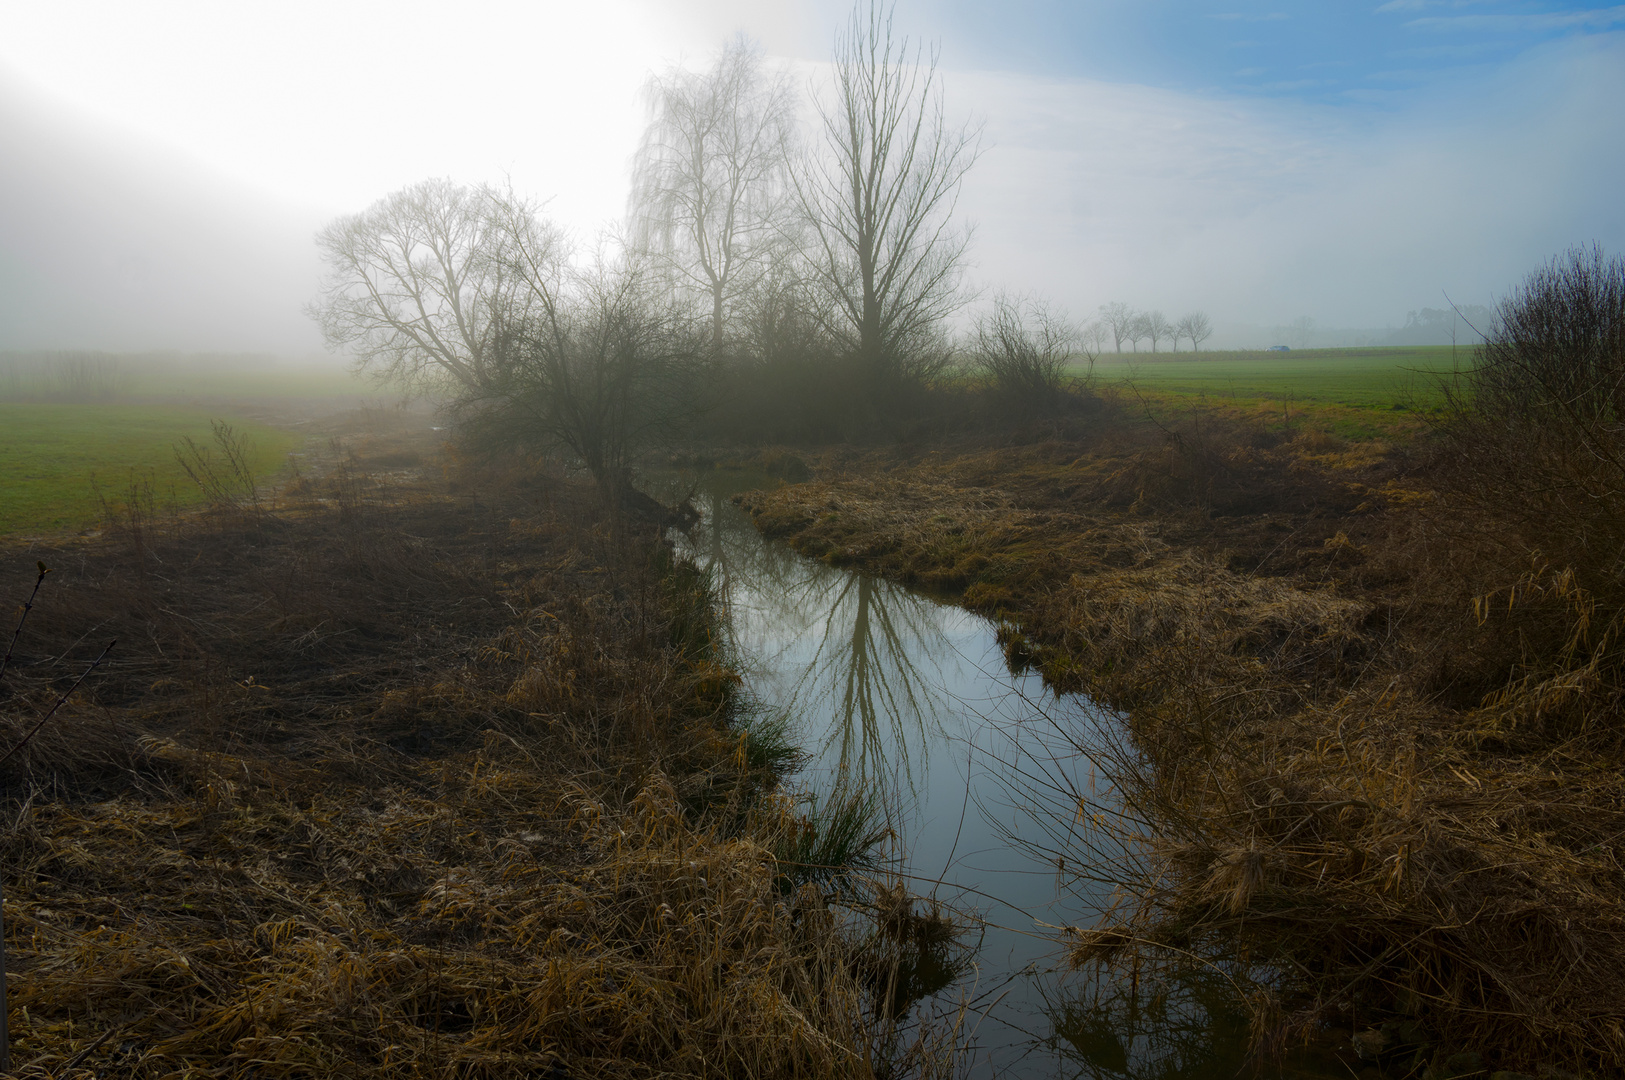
[643,468,1259,1079]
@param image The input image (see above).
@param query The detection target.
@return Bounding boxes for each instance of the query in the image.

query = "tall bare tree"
[797,0,981,393]
[1177,311,1213,352]
[1125,312,1151,353]
[312,181,704,498]
[1098,302,1137,353]
[1143,309,1173,352]
[310,179,567,393]
[630,36,796,350]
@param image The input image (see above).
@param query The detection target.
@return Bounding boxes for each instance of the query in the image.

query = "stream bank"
[647,464,1357,1079]
[723,432,1625,1078]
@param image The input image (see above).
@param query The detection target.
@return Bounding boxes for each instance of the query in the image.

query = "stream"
[643,467,1264,1079]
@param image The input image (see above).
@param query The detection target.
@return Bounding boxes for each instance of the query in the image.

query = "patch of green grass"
[0,404,299,535]
[1078,346,1472,440]
[1088,346,1469,408]
[2,353,374,406]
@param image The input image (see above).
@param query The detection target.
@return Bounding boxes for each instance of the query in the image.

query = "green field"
[0,404,300,536]
[1090,346,1468,405]
[1082,345,1473,439]
[2,353,377,409]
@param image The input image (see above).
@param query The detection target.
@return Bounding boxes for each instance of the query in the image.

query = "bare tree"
[797,0,981,394]
[459,253,708,498]
[1177,311,1213,352]
[1143,310,1173,353]
[630,36,796,351]
[1125,312,1150,353]
[309,179,567,394]
[1098,302,1137,354]
[312,182,705,498]
[1081,318,1111,356]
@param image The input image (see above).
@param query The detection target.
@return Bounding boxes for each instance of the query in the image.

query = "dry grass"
[733,419,1625,1076]
[0,417,944,1079]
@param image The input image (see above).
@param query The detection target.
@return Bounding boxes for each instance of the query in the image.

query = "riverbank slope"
[0,417,883,1079]
[733,411,1625,1077]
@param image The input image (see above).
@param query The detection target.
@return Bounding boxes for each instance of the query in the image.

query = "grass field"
[0,403,299,536]
[1090,345,1465,404]
[2,352,379,408]
[1084,345,1471,439]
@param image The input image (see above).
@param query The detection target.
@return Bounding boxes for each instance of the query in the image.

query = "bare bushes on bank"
[1047,248,1625,1072]
[1431,244,1625,740]
[968,294,1092,418]
[455,259,712,501]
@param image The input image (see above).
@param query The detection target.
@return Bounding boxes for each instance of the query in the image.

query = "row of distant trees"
[1093,303,1213,353]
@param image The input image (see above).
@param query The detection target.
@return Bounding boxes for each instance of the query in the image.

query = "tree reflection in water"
[657,471,966,807]
[639,469,1266,1078]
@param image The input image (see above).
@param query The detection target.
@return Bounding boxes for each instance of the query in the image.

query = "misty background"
[2,0,1621,355]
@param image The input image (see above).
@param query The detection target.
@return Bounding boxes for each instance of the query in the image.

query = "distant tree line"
[0,351,128,402]
[1094,303,1212,353]
[1389,305,1494,348]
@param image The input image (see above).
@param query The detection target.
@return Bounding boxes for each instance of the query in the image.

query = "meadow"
[1086,345,1466,438]
[0,404,300,535]
[0,355,391,536]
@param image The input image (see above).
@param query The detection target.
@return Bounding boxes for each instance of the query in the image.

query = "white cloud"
[951,32,1625,329]
[1407,6,1625,31]
[0,0,1619,349]
[1375,0,1485,12]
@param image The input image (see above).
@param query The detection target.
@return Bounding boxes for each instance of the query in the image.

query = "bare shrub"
[455,259,711,500]
[174,419,263,516]
[969,294,1087,411]
[1436,244,1625,736]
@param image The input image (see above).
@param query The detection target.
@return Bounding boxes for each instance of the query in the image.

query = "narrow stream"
[644,468,1262,1079]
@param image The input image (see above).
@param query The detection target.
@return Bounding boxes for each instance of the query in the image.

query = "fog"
[2,0,1621,353]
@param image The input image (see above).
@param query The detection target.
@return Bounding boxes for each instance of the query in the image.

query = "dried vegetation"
[0,416,919,1079]
[736,375,1625,1074]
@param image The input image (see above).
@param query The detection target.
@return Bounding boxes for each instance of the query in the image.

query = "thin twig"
[0,563,50,687]
[0,640,116,770]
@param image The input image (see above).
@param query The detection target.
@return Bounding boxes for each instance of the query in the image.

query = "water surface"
[645,467,1264,1079]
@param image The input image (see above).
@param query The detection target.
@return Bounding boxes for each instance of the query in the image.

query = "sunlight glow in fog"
[0,0,1620,350]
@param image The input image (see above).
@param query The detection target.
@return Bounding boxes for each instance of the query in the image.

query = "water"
[645,468,1266,1078]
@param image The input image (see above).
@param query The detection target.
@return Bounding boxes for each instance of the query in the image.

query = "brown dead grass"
[733,414,1625,1076]
[0,418,902,1079]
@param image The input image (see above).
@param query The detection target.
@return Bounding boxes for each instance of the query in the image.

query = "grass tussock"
[0,417,928,1079]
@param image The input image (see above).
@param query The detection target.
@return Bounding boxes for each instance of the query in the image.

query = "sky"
[1,0,1621,352]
